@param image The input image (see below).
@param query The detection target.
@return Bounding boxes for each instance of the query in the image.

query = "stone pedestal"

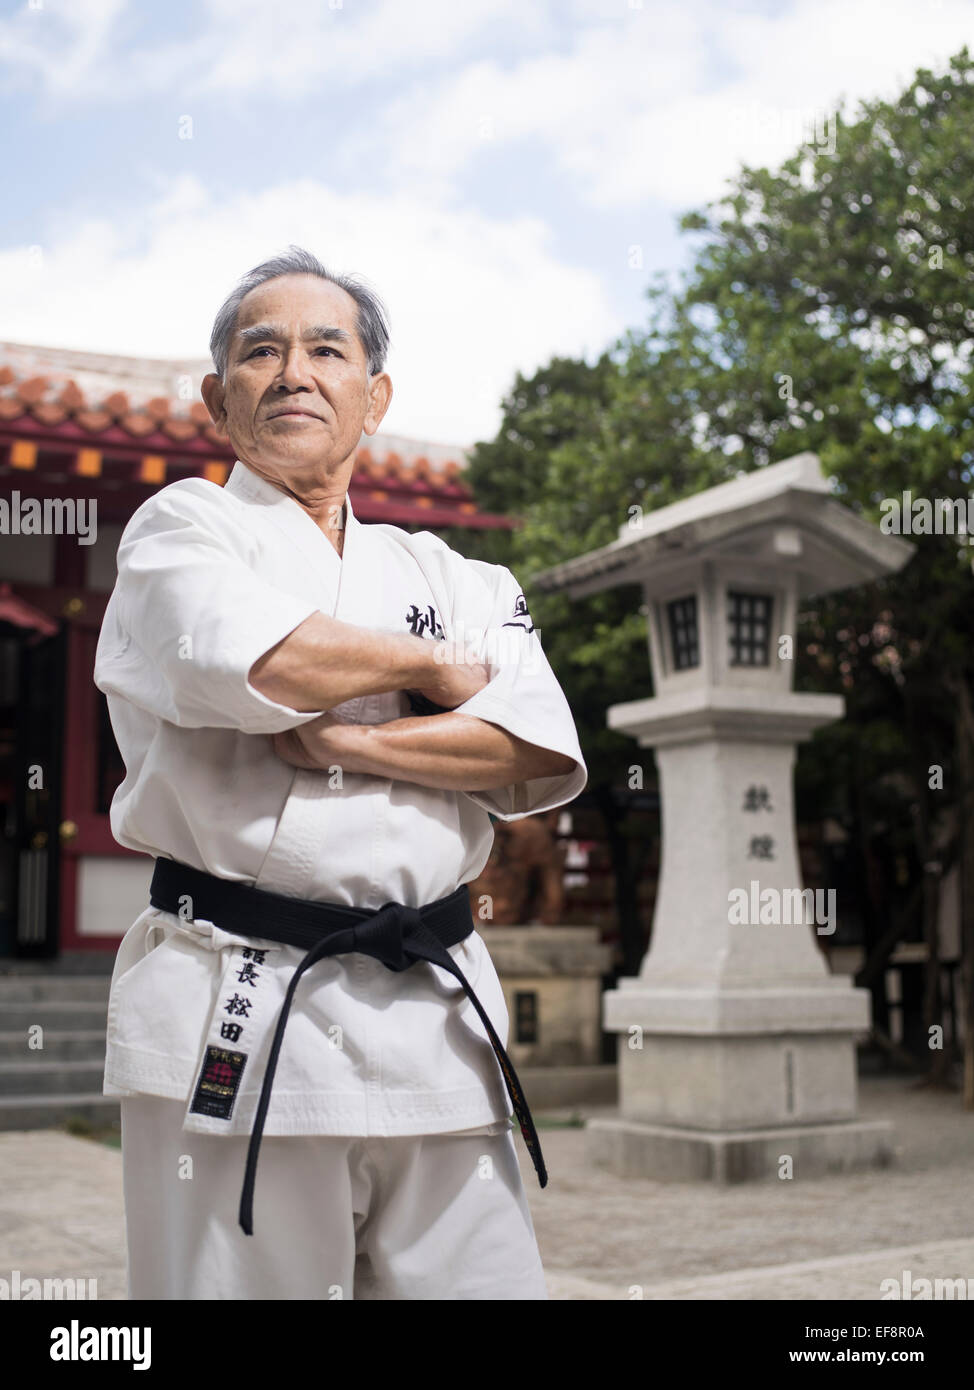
[486,926,611,1067]
[484,926,616,1107]
[587,1116,895,1182]
[586,699,895,1182]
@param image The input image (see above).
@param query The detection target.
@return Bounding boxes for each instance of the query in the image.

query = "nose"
[275,345,316,392]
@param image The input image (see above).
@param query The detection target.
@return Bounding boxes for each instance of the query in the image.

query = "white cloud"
[196,0,548,97]
[367,0,974,210]
[0,0,127,94]
[0,175,619,445]
[3,0,972,210]
[0,0,543,102]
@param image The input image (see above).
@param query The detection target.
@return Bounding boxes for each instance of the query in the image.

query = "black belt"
[149,856,547,1235]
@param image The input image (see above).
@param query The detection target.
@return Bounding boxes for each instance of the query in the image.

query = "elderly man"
[94,246,587,1302]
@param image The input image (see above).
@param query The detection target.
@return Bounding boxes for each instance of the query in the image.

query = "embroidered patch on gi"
[190,1044,248,1120]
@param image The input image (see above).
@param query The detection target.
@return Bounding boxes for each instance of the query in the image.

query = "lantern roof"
[534,452,914,599]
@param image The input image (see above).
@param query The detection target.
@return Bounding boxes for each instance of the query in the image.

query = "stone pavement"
[0,1075,972,1300]
[0,1127,127,1300]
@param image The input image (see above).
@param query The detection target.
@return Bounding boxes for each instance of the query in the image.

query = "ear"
[201,373,228,431]
[362,372,393,436]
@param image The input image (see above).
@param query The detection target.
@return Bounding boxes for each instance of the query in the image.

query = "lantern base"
[585,1114,896,1183]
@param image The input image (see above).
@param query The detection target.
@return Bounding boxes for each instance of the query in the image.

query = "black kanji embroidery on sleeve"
[502,593,534,632]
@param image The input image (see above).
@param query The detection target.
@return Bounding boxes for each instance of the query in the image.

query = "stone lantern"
[534,453,914,1180]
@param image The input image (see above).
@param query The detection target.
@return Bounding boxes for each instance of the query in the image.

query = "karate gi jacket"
[93,459,587,1137]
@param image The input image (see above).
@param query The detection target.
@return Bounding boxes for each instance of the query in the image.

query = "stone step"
[0,1060,106,1095]
[0,1001,109,1032]
[0,1093,120,1131]
[0,1030,106,1061]
[0,952,116,976]
[0,976,112,1002]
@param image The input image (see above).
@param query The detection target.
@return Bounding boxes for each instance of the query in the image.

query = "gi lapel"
[223,460,346,614]
[221,463,360,897]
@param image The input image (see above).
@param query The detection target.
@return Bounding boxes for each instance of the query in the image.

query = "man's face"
[202,274,392,487]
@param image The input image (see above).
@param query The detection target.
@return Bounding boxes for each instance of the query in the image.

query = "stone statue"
[468,809,566,925]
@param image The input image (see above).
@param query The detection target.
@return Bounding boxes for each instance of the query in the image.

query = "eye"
[244,344,343,361]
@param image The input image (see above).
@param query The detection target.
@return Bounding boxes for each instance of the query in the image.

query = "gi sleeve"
[94,482,330,734]
[447,559,588,820]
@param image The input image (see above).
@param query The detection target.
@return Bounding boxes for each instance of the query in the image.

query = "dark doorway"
[0,624,66,957]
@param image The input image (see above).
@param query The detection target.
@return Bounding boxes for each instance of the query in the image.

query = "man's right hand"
[411,637,491,710]
[249,612,492,715]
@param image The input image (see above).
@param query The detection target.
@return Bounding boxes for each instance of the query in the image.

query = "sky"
[1,0,972,448]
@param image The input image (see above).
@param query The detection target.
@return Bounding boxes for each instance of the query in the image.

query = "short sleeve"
[94,482,330,734]
[447,560,588,820]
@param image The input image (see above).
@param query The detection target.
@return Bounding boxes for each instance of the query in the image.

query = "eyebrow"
[236,323,354,350]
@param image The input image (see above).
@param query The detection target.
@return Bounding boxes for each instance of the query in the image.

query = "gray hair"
[208,245,391,379]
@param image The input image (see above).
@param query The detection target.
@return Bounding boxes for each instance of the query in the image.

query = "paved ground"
[1,1075,972,1300]
[0,1127,128,1300]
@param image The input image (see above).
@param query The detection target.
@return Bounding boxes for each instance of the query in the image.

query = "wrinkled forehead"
[234,274,360,334]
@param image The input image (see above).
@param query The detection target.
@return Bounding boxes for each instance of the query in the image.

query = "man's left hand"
[272,708,577,792]
[272,714,372,773]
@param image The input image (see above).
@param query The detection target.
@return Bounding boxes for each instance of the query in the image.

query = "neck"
[240,458,350,553]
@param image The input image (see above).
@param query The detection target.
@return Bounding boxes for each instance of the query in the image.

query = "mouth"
[268,409,322,420]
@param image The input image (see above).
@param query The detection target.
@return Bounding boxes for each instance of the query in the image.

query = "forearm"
[248,611,438,712]
[335,713,577,791]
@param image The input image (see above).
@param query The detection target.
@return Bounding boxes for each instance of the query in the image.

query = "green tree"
[464,47,974,1079]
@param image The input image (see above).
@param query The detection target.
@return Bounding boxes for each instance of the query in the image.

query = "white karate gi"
[94,458,587,1300]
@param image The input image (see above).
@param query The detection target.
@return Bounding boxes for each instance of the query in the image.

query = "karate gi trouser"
[120,1097,549,1300]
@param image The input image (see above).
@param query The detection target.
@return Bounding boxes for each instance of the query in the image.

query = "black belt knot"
[344,902,427,971]
[148,857,547,1236]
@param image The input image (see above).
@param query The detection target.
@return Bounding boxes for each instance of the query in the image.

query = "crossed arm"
[249,610,577,792]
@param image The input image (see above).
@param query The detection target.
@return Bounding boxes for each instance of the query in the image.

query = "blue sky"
[2,0,972,445]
